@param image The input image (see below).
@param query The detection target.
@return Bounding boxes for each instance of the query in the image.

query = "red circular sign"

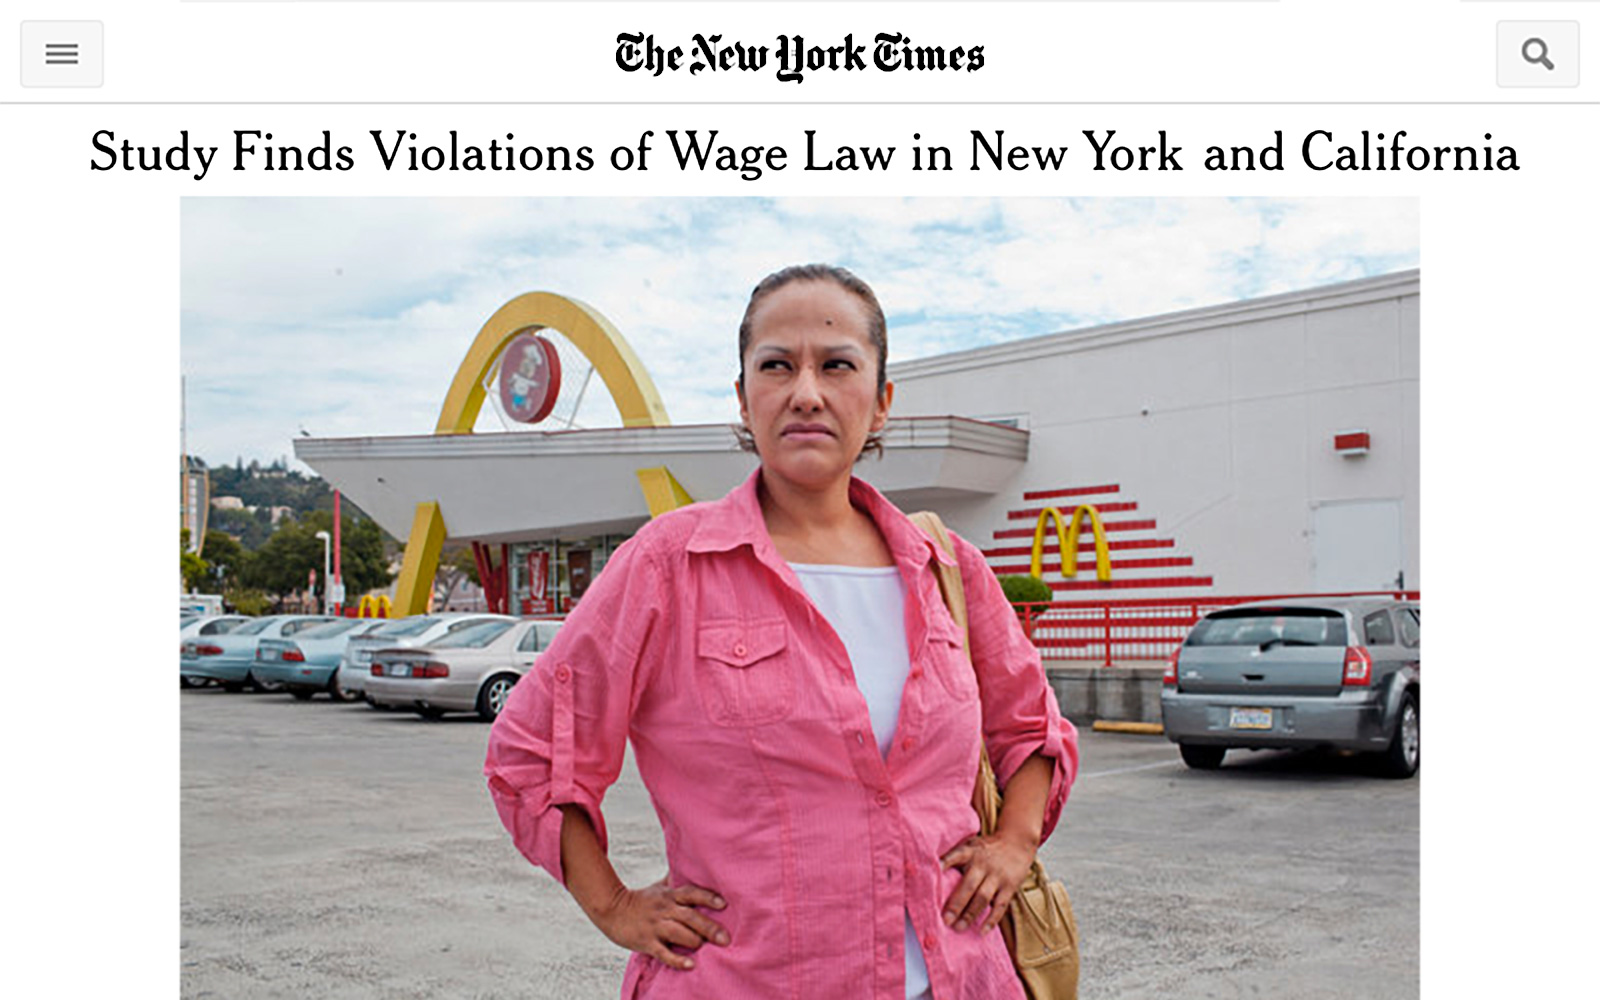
[497,333,562,424]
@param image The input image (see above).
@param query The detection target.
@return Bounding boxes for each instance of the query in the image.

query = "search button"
[1522,37,1554,72]
[1498,22,1579,88]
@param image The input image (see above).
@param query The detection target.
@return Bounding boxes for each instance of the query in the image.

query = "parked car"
[367,618,563,721]
[178,614,255,688]
[334,613,518,702]
[1160,598,1420,777]
[180,614,341,692]
[251,618,389,701]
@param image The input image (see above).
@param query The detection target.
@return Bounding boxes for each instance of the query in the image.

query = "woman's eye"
[759,359,792,372]
[824,359,857,371]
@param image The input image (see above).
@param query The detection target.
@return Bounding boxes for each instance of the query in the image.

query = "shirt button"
[923,933,937,952]
[901,738,915,752]
[732,642,747,657]
[875,791,892,807]
[855,731,865,746]
[554,664,572,683]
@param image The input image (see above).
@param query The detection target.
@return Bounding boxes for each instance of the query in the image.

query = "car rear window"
[232,618,275,636]
[1187,608,1348,647]
[431,620,515,649]
[295,618,367,639]
[367,617,440,638]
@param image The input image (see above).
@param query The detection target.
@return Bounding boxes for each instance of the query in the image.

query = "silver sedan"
[366,618,563,721]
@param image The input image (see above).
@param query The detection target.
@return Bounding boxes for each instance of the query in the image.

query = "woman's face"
[737,280,892,493]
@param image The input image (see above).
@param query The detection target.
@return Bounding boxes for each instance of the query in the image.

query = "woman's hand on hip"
[939,831,1037,933]
[592,876,731,971]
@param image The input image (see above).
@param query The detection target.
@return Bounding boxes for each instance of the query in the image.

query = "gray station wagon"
[1160,597,1420,777]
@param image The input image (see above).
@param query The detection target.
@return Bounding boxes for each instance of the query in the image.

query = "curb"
[1091,720,1165,736]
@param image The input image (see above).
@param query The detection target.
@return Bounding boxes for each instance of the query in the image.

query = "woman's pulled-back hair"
[734,264,889,461]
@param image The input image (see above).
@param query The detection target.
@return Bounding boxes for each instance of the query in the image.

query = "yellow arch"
[1029,505,1112,583]
[435,291,669,434]
[393,293,675,616]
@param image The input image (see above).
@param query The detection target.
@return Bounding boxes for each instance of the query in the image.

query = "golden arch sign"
[1029,505,1112,583]
[391,292,689,616]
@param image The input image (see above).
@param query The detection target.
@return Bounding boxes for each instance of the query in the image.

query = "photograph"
[179,196,1420,999]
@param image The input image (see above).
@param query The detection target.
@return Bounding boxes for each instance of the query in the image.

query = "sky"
[179,197,1419,471]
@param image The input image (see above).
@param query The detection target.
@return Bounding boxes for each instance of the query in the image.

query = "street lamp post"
[314,531,332,615]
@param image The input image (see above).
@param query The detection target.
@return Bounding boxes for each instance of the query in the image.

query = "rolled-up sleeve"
[952,531,1079,843]
[484,535,662,886]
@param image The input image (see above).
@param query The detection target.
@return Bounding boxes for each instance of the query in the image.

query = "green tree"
[180,530,211,592]
[239,509,394,608]
[201,530,250,591]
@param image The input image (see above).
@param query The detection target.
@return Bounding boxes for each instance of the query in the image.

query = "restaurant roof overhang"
[294,416,1029,545]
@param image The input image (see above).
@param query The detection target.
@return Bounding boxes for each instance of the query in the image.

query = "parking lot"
[181,686,1418,1000]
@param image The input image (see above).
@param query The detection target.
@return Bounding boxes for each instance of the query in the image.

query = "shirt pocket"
[926,616,979,703]
[695,617,795,726]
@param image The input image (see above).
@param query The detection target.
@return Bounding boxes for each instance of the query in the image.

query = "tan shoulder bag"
[909,510,1081,1000]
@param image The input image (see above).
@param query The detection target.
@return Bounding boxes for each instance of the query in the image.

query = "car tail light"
[1343,646,1373,686]
[282,649,305,662]
[371,664,384,676]
[1163,646,1180,686]
[414,663,450,679]
[191,644,223,656]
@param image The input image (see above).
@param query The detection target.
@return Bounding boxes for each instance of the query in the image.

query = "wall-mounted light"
[1334,429,1371,457]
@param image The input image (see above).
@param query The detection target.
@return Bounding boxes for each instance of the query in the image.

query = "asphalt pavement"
[181,686,1418,999]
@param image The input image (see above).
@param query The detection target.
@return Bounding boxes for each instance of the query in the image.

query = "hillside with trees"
[184,458,397,613]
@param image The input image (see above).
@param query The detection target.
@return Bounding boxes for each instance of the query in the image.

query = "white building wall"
[884,271,1420,597]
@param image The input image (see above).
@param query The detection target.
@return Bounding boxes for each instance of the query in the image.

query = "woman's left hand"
[939,830,1037,933]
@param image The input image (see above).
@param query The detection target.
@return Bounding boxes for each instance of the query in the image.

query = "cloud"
[179,196,1419,469]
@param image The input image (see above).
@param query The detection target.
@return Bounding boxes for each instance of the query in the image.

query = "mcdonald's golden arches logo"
[1030,505,1112,583]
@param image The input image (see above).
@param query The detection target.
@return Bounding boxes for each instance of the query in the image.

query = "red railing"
[1014,591,1421,666]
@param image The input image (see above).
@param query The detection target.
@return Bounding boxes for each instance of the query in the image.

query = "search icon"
[1522,37,1555,71]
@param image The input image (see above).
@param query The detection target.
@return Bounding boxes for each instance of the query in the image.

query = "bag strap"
[908,511,1003,837]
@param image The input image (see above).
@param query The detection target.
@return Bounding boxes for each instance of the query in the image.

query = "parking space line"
[1080,760,1179,779]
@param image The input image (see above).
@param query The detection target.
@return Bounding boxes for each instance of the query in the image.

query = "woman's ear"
[871,381,895,432]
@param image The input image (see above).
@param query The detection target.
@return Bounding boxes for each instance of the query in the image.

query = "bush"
[224,587,272,616]
[998,574,1052,606]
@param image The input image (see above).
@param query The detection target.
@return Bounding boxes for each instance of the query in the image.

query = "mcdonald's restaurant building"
[295,270,1420,621]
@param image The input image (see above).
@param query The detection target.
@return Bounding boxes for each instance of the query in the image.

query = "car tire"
[1179,743,1227,770]
[328,670,360,703]
[180,676,208,689]
[1379,691,1420,779]
[477,673,519,722]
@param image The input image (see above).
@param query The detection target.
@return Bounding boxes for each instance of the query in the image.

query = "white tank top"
[790,563,933,1000]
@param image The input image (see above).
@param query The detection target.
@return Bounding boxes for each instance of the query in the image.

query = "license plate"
[389,664,410,677]
[1229,707,1272,730]
[356,650,372,663]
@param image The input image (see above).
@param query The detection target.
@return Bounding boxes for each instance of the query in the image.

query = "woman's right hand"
[592,877,731,971]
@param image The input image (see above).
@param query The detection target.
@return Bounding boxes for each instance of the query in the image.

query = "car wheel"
[328,670,360,703]
[1380,691,1420,779]
[477,674,519,722]
[1179,743,1227,770]
[180,676,208,689]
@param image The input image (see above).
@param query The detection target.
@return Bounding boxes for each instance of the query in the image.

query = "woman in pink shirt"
[486,265,1079,999]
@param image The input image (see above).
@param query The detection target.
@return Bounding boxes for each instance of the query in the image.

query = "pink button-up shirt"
[485,469,1079,1000]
